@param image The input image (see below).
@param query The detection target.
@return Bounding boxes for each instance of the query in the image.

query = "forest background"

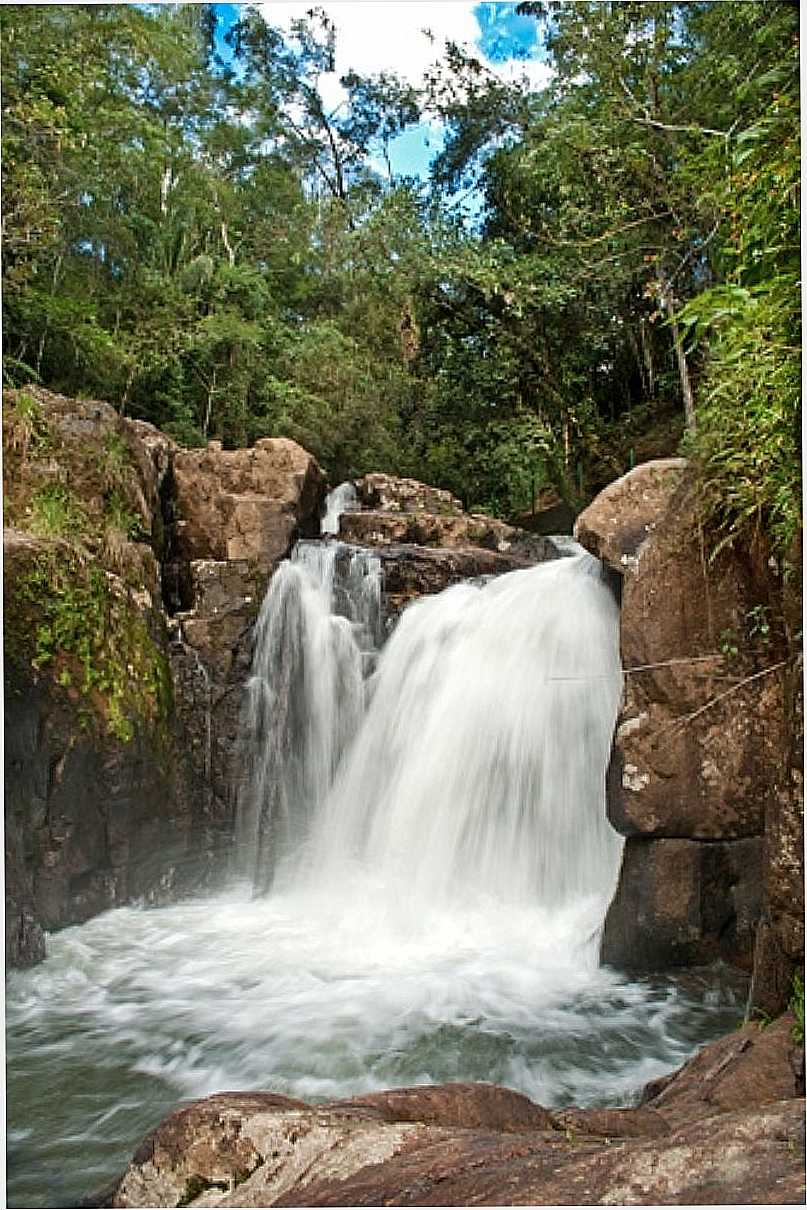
[1,0,800,561]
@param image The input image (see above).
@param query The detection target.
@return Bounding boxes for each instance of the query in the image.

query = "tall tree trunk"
[661,289,696,434]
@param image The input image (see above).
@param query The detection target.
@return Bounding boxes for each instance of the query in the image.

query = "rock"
[172,438,324,570]
[640,1013,801,1122]
[355,473,464,516]
[339,509,523,553]
[375,543,556,623]
[125,419,177,495]
[601,835,763,970]
[576,460,800,981]
[2,392,224,961]
[107,1052,805,1208]
[574,458,689,572]
[4,386,164,547]
[321,1083,554,1133]
[549,1106,670,1139]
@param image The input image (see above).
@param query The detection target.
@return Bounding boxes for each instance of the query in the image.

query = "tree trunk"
[661,289,696,434]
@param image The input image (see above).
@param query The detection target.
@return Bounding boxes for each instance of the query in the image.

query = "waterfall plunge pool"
[6,539,749,1206]
[6,890,747,1209]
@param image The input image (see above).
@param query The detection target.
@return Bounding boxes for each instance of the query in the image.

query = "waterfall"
[321,480,359,536]
[239,540,624,960]
[9,542,749,1210]
[236,540,381,889]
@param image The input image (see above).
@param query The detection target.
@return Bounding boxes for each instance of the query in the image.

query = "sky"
[215,2,551,179]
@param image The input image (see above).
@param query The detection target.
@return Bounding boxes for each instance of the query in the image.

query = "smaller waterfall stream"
[236,540,381,889]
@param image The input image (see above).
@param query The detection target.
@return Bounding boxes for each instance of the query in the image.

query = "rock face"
[3,390,209,966]
[173,439,324,569]
[105,1019,804,1207]
[376,543,557,622]
[575,460,803,999]
[163,439,325,845]
[3,390,326,967]
[339,473,560,622]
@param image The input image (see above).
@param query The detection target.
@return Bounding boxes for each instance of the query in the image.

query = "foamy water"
[6,888,746,1208]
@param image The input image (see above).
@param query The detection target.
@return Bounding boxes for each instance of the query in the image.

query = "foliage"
[1,0,801,546]
[790,973,805,1045]
[678,52,800,558]
[28,484,88,540]
[3,389,50,459]
[13,548,171,743]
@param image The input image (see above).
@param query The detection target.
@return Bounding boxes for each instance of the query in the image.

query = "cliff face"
[575,459,804,1014]
[3,388,326,967]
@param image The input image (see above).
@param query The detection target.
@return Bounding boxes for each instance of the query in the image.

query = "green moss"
[10,547,171,744]
[28,483,88,539]
[790,973,804,1045]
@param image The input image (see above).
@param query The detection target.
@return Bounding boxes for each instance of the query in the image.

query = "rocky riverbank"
[95,1013,804,1207]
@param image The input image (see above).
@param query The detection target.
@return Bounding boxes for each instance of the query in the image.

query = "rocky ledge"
[99,1014,804,1207]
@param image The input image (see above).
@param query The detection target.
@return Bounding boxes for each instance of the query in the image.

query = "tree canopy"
[2,1,800,552]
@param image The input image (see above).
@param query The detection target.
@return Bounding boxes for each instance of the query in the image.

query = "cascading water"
[320,479,359,535]
[268,547,624,961]
[5,538,748,1210]
[235,539,381,890]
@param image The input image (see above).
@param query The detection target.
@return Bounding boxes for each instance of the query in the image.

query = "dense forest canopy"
[1,1,800,554]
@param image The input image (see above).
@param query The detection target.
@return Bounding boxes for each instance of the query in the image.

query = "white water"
[321,480,359,535]
[284,549,624,939]
[6,541,748,1209]
[235,540,381,888]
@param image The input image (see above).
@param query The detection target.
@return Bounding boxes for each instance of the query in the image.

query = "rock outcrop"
[336,473,560,622]
[344,472,541,556]
[3,390,326,967]
[3,390,208,966]
[575,460,803,1003]
[103,1017,804,1207]
[172,439,324,569]
[161,438,325,840]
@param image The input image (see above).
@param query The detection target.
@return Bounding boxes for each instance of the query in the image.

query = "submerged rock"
[106,1020,804,1207]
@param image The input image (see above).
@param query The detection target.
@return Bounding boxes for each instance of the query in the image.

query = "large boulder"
[575,460,802,998]
[104,1022,804,1207]
[355,472,464,515]
[172,438,324,570]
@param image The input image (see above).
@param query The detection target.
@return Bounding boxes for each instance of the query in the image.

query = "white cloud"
[256,1,551,113]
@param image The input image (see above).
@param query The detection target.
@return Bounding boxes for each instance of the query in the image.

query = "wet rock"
[576,459,800,981]
[172,438,325,570]
[601,835,763,970]
[640,1012,801,1121]
[375,544,554,623]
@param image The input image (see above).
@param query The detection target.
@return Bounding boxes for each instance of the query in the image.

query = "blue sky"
[213,2,549,180]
